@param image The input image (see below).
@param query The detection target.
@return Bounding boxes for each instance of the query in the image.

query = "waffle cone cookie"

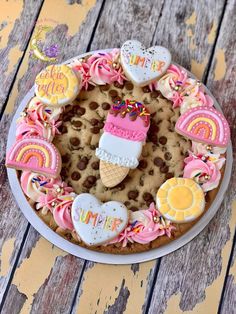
[100,160,129,188]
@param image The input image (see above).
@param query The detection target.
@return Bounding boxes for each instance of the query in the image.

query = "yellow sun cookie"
[35,64,81,107]
[156,178,205,223]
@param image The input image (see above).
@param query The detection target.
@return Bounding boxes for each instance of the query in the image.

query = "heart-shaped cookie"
[120,40,171,86]
[72,194,129,246]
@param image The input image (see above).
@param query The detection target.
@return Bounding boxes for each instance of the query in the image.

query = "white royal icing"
[72,194,129,246]
[97,132,142,168]
[120,40,171,86]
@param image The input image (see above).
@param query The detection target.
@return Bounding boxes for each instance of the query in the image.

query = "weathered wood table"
[0,1,235,313]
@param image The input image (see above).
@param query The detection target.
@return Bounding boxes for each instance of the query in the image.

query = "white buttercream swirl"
[95,148,138,168]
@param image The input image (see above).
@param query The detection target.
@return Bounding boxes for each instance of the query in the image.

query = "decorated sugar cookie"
[6,136,61,178]
[96,99,150,187]
[175,106,230,147]
[120,40,171,86]
[156,178,205,223]
[72,193,129,246]
[35,64,81,107]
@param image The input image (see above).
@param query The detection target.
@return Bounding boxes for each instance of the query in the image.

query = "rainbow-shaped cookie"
[175,106,230,147]
[6,136,61,178]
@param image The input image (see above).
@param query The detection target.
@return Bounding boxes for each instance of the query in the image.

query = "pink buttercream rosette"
[21,172,74,230]
[110,203,175,247]
[183,152,225,192]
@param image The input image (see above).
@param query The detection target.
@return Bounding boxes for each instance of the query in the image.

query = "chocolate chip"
[165,172,174,179]
[59,124,68,134]
[130,206,139,212]
[99,84,110,91]
[142,86,150,93]
[159,136,167,145]
[149,123,159,133]
[87,84,95,91]
[116,182,125,191]
[124,201,130,206]
[72,105,81,114]
[91,161,99,170]
[77,157,88,170]
[102,102,110,110]
[60,167,67,177]
[61,153,70,163]
[109,89,118,97]
[112,96,122,103]
[70,137,80,146]
[77,107,86,116]
[124,81,133,90]
[149,170,154,175]
[97,121,104,129]
[148,133,158,144]
[160,164,169,173]
[114,82,124,89]
[143,192,154,202]
[128,190,139,200]
[71,171,81,181]
[71,120,82,129]
[89,102,99,110]
[91,126,100,134]
[90,118,99,126]
[87,175,97,184]
[82,175,97,188]
[150,90,160,98]
[138,159,148,169]
[164,152,172,160]
[63,112,74,122]
[154,157,164,167]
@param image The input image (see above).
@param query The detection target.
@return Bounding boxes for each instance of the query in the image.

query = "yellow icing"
[187,117,216,140]
[35,64,79,106]
[169,186,193,210]
[157,189,167,198]
[156,178,205,223]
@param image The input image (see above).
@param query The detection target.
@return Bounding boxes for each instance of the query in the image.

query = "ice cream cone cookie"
[35,64,81,107]
[156,177,205,223]
[96,99,150,187]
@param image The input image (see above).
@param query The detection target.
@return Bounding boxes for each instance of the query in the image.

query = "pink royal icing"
[104,100,150,141]
[6,136,62,178]
[175,106,230,147]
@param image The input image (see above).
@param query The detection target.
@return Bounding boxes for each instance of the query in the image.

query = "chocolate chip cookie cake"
[6,40,230,254]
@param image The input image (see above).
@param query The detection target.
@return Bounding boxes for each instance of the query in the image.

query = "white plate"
[7,50,233,264]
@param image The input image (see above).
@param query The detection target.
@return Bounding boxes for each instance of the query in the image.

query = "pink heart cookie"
[6,136,61,178]
[175,106,230,147]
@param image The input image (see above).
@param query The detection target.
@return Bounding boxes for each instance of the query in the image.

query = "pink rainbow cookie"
[6,136,61,178]
[175,106,230,147]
